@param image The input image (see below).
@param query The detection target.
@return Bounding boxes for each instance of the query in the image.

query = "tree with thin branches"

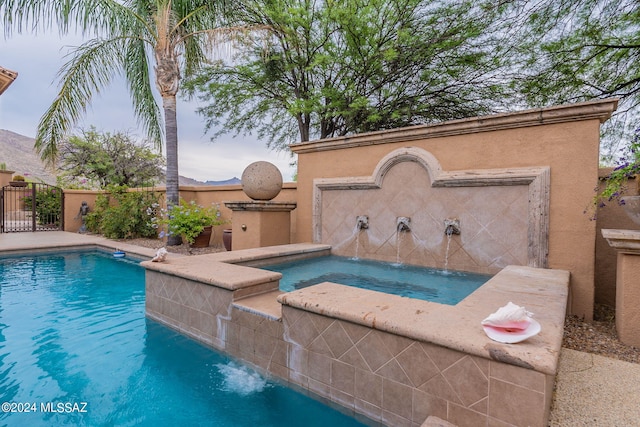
[184,0,513,149]
[1,0,251,244]
[511,0,640,158]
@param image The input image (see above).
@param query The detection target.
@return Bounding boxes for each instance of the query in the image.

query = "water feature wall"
[292,99,618,319]
[315,147,549,275]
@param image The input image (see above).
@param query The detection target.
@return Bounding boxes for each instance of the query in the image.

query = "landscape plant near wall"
[22,187,62,226]
[151,199,225,245]
[590,127,640,218]
[85,185,161,239]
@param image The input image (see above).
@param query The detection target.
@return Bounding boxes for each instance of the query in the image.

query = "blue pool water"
[264,256,490,305]
[0,251,370,427]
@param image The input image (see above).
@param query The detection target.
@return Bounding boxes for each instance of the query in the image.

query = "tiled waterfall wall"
[314,147,550,274]
[146,273,554,427]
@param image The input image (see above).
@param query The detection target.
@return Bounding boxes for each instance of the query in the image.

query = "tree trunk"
[163,94,181,246]
[297,113,309,142]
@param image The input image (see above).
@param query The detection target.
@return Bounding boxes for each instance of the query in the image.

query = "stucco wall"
[594,173,640,307]
[63,184,298,247]
[290,99,618,320]
[0,170,14,187]
[64,190,101,233]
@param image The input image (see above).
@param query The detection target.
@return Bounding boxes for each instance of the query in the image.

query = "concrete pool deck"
[0,231,636,426]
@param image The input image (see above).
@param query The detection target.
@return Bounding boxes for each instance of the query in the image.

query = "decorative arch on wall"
[313,147,550,268]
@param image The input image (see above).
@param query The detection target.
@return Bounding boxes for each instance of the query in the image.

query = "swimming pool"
[264,256,490,304]
[0,251,371,426]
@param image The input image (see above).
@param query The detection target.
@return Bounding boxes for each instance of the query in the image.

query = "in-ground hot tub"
[263,255,491,304]
[143,243,569,427]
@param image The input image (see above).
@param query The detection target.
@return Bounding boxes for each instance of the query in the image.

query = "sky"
[0,31,298,182]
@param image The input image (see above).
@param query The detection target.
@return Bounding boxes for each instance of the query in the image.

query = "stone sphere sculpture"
[241,161,283,201]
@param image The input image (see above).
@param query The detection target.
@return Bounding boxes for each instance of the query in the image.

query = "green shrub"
[22,187,62,226]
[86,185,161,239]
[152,199,225,244]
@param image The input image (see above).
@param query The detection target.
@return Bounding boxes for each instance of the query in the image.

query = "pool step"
[233,290,284,320]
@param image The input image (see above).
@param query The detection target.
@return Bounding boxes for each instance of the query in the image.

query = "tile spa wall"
[143,244,569,427]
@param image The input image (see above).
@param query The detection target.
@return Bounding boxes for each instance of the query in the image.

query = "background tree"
[184,0,513,149]
[1,0,252,244]
[511,0,640,159]
[56,128,165,189]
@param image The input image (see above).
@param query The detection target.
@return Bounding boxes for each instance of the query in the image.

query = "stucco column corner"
[602,229,640,347]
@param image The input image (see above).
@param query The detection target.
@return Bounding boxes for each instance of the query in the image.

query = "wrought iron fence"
[1,182,64,232]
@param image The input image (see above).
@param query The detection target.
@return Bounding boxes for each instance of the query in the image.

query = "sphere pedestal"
[224,201,296,251]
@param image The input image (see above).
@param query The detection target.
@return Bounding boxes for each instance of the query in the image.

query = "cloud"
[179,139,296,182]
[1,31,297,182]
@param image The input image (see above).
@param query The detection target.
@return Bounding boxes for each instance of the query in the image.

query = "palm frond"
[124,38,164,150]
[1,0,63,34]
[35,37,127,166]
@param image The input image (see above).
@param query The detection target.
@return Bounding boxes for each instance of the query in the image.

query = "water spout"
[396,217,411,232]
[353,215,369,259]
[356,215,369,230]
[444,218,460,236]
[443,219,459,272]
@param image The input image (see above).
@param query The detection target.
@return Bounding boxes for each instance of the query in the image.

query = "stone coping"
[0,231,164,260]
[142,242,569,375]
[142,256,282,290]
[278,264,569,376]
[602,229,640,253]
[224,201,297,212]
[140,243,331,289]
[158,243,331,265]
[289,98,618,154]
[232,290,284,320]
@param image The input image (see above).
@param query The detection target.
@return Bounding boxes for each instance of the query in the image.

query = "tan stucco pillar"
[224,201,296,250]
[602,229,640,347]
[0,170,15,187]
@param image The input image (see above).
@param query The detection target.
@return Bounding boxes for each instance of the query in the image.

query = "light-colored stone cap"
[278,265,570,375]
[141,243,331,289]
[141,255,282,290]
[290,98,619,154]
[602,229,640,253]
[224,201,297,211]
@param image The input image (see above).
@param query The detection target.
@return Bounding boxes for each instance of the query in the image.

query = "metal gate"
[1,182,64,232]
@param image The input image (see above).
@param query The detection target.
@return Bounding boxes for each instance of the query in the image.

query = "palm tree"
[1,0,249,244]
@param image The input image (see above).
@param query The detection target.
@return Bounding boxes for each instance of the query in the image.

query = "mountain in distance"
[178,176,241,186]
[204,177,241,186]
[0,129,240,186]
[0,129,57,184]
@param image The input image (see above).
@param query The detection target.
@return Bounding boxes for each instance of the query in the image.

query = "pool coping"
[141,243,569,376]
[0,231,175,261]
